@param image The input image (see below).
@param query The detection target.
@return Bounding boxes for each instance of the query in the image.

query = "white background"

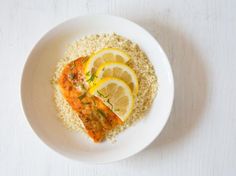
[0,0,236,175]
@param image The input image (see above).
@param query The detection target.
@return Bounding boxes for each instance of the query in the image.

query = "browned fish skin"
[58,57,122,142]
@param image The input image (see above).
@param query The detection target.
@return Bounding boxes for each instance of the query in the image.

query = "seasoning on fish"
[58,57,122,142]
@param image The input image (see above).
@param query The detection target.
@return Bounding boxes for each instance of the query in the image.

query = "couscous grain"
[52,33,158,140]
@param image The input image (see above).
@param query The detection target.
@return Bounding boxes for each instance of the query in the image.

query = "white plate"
[21,15,174,163]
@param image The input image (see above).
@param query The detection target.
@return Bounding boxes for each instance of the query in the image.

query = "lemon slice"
[96,62,138,95]
[84,48,131,83]
[89,77,134,121]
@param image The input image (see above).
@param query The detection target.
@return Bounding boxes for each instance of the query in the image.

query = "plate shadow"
[135,19,209,150]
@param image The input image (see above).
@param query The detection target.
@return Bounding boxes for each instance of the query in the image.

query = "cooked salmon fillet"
[58,57,122,142]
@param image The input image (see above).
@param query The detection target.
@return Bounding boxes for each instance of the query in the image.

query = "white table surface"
[1,0,236,175]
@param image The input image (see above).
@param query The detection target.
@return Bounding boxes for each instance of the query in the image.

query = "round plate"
[21,15,174,163]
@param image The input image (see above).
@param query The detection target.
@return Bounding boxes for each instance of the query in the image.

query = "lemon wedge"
[89,77,134,121]
[84,48,131,84]
[96,62,138,95]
